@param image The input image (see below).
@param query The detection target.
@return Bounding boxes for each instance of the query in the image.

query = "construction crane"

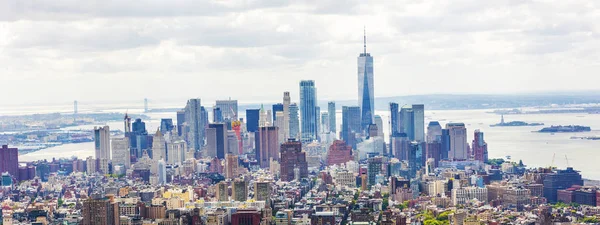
[565,154,570,167]
[550,153,556,170]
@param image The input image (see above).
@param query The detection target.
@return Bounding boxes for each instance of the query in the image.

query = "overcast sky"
[0,0,599,106]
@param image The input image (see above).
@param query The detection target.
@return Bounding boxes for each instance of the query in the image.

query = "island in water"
[538,125,591,133]
[490,115,544,127]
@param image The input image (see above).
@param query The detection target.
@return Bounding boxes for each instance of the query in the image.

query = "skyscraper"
[399,105,414,140]
[321,112,329,133]
[213,107,223,123]
[374,115,384,137]
[299,80,317,142]
[259,104,269,127]
[327,102,336,133]
[358,29,374,132]
[254,181,271,201]
[367,157,382,187]
[280,140,308,182]
[289,103,300,139]
[427,121,443,143]
[215,99,238,121]
[446,123,468,160]
[389,103,399,136]
[315,106,321,136]
[341,106,361,149]
[543,167,584,203]
[176,110,185,136]
[232,179,248,202]
[160,118,174,134]
[225,154,239,179]
[245,109,260,133]
[275,111,286,144]
[158,159,167,184]
[94,126,110,173]
[206,123,227,159]
[0,145,18,178]
[441,129,451,160]
[152,129,166,161]
[283,92,291,141]
[184,99,205,152]
[124,113,132,133]
[472,130,488,163]
[111,137,130,169]
[272,103,283,122]
[412,104,425,142]
[255,126,279,168]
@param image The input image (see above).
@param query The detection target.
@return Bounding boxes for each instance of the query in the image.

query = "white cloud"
[0,0,598,106]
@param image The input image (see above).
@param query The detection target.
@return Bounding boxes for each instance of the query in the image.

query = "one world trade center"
[358,28,374,132]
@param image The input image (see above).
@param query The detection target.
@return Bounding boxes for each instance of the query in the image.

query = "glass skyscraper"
[184,99,205,151]
[389,102,399,136]
[328,102,336,133]
[341,106,361,149]
[245,109,260,133]
[358,31,374,132]
[289,103,300,140]
[299,80,317,142]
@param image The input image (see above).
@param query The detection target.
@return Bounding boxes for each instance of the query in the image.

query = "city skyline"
[1,1,599,106]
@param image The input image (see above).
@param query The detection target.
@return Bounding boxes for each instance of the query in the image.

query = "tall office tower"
[367,156,382,187]
[389,103,399,136]
[245,109,260,133]
[206,123,227,159]
[225,154,239,179]
[86,156,97,174]
[184,99,204,152]
[167,140,186,165]
[299,80,318,142]
[412,104,425,142]
[283,92,291,141]
[216,181,228,202]
[254,181,271,201]
[124,113,132,133]
[266,109,273,125]
[82,196,120,225]
[280,140,308,182]
[289,103,300,139]
[326,140,353,166]
[543,167,584,203]
[390,133,410,160]
[0,145,18,178]
[472,130,488,163]
[255,126,279,168]
[215,99,238,120]
[399,105,414,140]
[426,142,442,168]
[321,112,329,133]
[374,115,384,137]
[226,130,239,154]
[327,102,336,133]
[213,107,223,123]
[259,105,269,127]
[160,118,174,134]
[358,29,374,132]
[111,137,131,169]
[94,126,110,173]
[232,179,248,202]
[446,123,468,160]
[157,159,167,184]
[441,129,451,160]
[315,106,321,135]
[341,106,361,149]
[152,129,166,161]
[272,103,283,122]
[176,110,185,136]
[144,98,149,112]
[427,121,443,143]
[275,111,286,144]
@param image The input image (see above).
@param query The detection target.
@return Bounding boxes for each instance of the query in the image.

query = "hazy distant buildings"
[300,80,318,142]
[358,31,374,132]
[215,99,238,121]
[152,129,166,161]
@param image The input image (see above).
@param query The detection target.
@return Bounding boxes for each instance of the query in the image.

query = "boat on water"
[490,115,544,127]
[538,125,591,133]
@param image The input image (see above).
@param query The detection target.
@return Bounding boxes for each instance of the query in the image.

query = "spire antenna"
[363,26,367,54]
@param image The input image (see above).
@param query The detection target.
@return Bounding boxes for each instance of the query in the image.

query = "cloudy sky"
[0,0,599,106]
